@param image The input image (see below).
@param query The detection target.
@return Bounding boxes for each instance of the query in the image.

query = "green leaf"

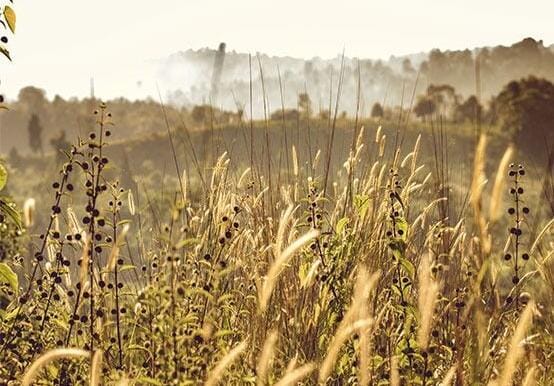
[395,216,409,241]
[335,217,349,234]
[354,194,370,217]
[0,263,18,293]
[118,264,136,273]
[136,377,163,386]
[399,257,415,280]
[389,239,406,261]
[116,219,132,227]
[214,329,236,338]
[0,45,10,61]
[0,199,22,229]
[0,305,19,321]
[175,238,198,249]
[4,5,15,33]
[0,164,6,191]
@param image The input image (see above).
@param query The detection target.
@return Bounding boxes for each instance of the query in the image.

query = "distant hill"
[156,37,554,116]
[3,37,554,155]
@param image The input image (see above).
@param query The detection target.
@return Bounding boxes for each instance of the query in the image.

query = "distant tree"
[455,95,482,124]
[8,147,21,168]
[318,109,330,121]
[18,86,47,113]
[27,114,44,156]
[492,76,554,153]
[414,97,436,121]
[298,93,311,118]
[271,108,299,122]
[427,84,459,115]
[370,102,384,118]
[191,105,211,126]
[402,58,416,75]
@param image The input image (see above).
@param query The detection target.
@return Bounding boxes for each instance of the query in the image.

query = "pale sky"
[0,0,551,100]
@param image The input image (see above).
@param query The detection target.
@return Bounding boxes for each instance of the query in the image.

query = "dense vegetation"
[0,96,553,385]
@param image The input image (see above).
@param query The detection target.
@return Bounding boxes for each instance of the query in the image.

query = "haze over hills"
[156,37,554,116]
[3,37,554,117]
[2,37,554,155]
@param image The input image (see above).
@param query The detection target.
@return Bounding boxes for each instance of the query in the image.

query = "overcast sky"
[0,0,551,100]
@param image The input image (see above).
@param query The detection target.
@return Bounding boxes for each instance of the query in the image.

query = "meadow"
[0,94,553,386]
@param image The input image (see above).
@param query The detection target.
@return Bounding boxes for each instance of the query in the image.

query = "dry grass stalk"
[90,350,103,386]
[489,145,513,221]
[522,366,536,386]
[318,268,379,383]
[258,229,319,313]
[128,189,136,216]
[390,355,400,386]
[496,300,535,386]
[23,198,35,228]
[440,365,457,385]
[21,348,90,386]
[256,330,278,386]
[205,340,248,386]
[470,134,491,255]
[274,363,316,386]
[319,319,374,383]
[106,223,130,272]
[417,254,440,350]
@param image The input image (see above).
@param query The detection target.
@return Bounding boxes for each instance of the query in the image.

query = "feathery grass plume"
[90,350,103,386]
[530,218,554,256]
[67,206,82,237]
[411,134,421,173]
[205,340,248,386]
[417,254,440,350]
[521,366,536,386]
[319,319,374,383]
[22,198,35,228]
[116,378,130,386]
[412,198,447,230]
[358,288,372,386]
[292,145,299,177]
[497,300,535,386]
[274,205,296,257]
[257,330,278,386]
[379,134,387,157]
[375,125,382,143]
[127,189,136,216]
[439,366,457,385]
[47,241,56,263]
[319,268,380,383]
[390,355,400,386]
[471,134,491,255]
[106,223,130,272]
[489,145,513,221]
[21,348,90,386]
[400,152,413,169]
[238,167,251,189]
[180,168,187,203]
[313,149,322,171]
[301,259,321,288]
[259,229,319,313]
[356,126,365,150]
[285,354,298,374]
[274,363,315,386]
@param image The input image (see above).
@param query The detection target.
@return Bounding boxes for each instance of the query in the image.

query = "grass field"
[0,103,553,386]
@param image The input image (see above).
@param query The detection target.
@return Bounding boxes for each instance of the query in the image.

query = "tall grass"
[0,99,552,386]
